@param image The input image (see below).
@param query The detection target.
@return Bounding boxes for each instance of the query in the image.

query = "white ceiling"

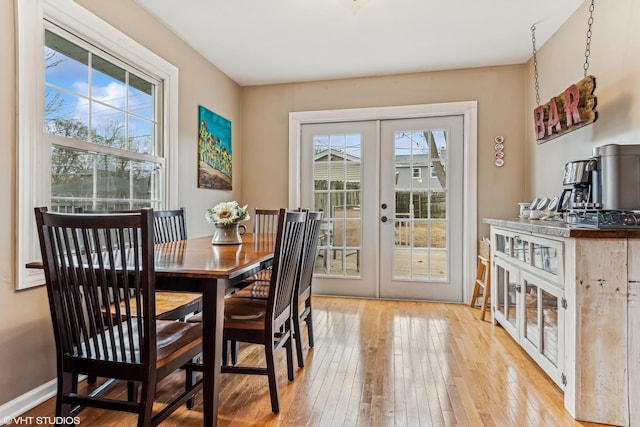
[135,0,585,87]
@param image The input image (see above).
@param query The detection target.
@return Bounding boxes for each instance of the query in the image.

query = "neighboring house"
[393,153,445,191]
[314,148,447,219]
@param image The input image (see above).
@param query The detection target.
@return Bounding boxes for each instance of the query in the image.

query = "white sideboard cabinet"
[491,227,565,387]
[486,219,640,427]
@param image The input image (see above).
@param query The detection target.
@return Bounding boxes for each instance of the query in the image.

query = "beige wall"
[0,0,56,406]
[0,0,242,406]
[242,66,527,238]
[525,0,640,199]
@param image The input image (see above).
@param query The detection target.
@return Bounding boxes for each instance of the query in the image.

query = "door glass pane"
[392,129,448,280]
[525,282,539,349]
[313,133,362,277]
[542,290,559,366]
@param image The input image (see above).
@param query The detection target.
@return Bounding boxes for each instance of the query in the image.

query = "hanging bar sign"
[533,75,597,144]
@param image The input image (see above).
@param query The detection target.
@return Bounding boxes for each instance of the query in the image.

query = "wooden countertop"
[483,217,640,238]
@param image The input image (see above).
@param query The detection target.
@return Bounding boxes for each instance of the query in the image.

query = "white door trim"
[289,102,477,302]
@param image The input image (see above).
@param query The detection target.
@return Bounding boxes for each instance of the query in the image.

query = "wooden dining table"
[28,233,275,427]
[153,234,275,426]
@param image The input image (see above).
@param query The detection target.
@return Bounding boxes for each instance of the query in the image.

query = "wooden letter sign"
[533,75,597,144]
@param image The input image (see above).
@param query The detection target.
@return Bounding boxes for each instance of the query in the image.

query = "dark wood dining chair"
[186,209,306,413]
[292,210,322,368]
[232,208,288,298]
[34,207,203,426]
[151,208,202,321]
[242,208,280,286]
[153,207,188,244]
[229,210,323,368]
[84,208,202,321]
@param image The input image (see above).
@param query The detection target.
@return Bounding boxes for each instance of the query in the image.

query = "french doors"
[293,103,475,302]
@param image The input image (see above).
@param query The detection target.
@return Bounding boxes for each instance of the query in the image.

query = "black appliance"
[558,158,600,211]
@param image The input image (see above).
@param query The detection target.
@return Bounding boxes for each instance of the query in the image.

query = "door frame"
[289,102,477,302]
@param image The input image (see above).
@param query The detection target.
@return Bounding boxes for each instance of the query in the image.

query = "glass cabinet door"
[541,289,559,365]
[494,258,519,334]
[520,270,563,380]
[524,281,539,351]
[490,227,564,389]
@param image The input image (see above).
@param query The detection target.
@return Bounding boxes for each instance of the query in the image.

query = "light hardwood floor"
[22,297,610,426]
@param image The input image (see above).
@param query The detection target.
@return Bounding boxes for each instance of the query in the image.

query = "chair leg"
[306,298,314,348]
[222,340,230,366]
[87,375,97,385]
[71,373,79,394]
[265,341,280,413]
[222,340,239,366]
[293,312,304,369]
[186,359,197,409]
[470,281,480,308]
[127,381,139,402]
[231,341,239,366]
[285,324,294,381]
[57,372,74,419]
[138,382,154,427]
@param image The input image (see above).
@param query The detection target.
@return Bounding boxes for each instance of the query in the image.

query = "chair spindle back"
[297,211,323,297]
[153,208,187,244]
[253,208,280,235]
[268,209,306,328]
[35,207,155,371]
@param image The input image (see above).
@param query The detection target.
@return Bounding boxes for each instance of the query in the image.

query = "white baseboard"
[0,379,57,425]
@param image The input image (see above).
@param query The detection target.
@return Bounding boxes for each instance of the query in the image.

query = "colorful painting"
[198,105,232,190]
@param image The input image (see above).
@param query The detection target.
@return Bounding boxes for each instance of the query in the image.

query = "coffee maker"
[558,159,600,211]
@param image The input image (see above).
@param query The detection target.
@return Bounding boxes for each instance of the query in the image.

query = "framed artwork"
[198,105,232,190]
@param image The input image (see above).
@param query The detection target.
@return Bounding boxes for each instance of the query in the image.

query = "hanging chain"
[583,0,595,76]
[531,25,540,106]
[532,1,595,104]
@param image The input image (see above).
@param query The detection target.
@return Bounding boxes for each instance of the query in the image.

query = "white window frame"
[412,167,421,179]
[16,0,179,289]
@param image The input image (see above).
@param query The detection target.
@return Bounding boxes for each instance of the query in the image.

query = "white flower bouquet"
[205,201,250,226]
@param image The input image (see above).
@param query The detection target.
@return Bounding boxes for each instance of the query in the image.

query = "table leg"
[202,279,225,427]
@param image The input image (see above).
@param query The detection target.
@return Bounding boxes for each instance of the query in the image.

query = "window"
[45,28,163,212]
[412,167,421,179]
[16,0,178,289]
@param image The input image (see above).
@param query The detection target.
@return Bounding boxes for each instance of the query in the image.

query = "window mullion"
[88,52,93,143]
[92,155,97,210]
